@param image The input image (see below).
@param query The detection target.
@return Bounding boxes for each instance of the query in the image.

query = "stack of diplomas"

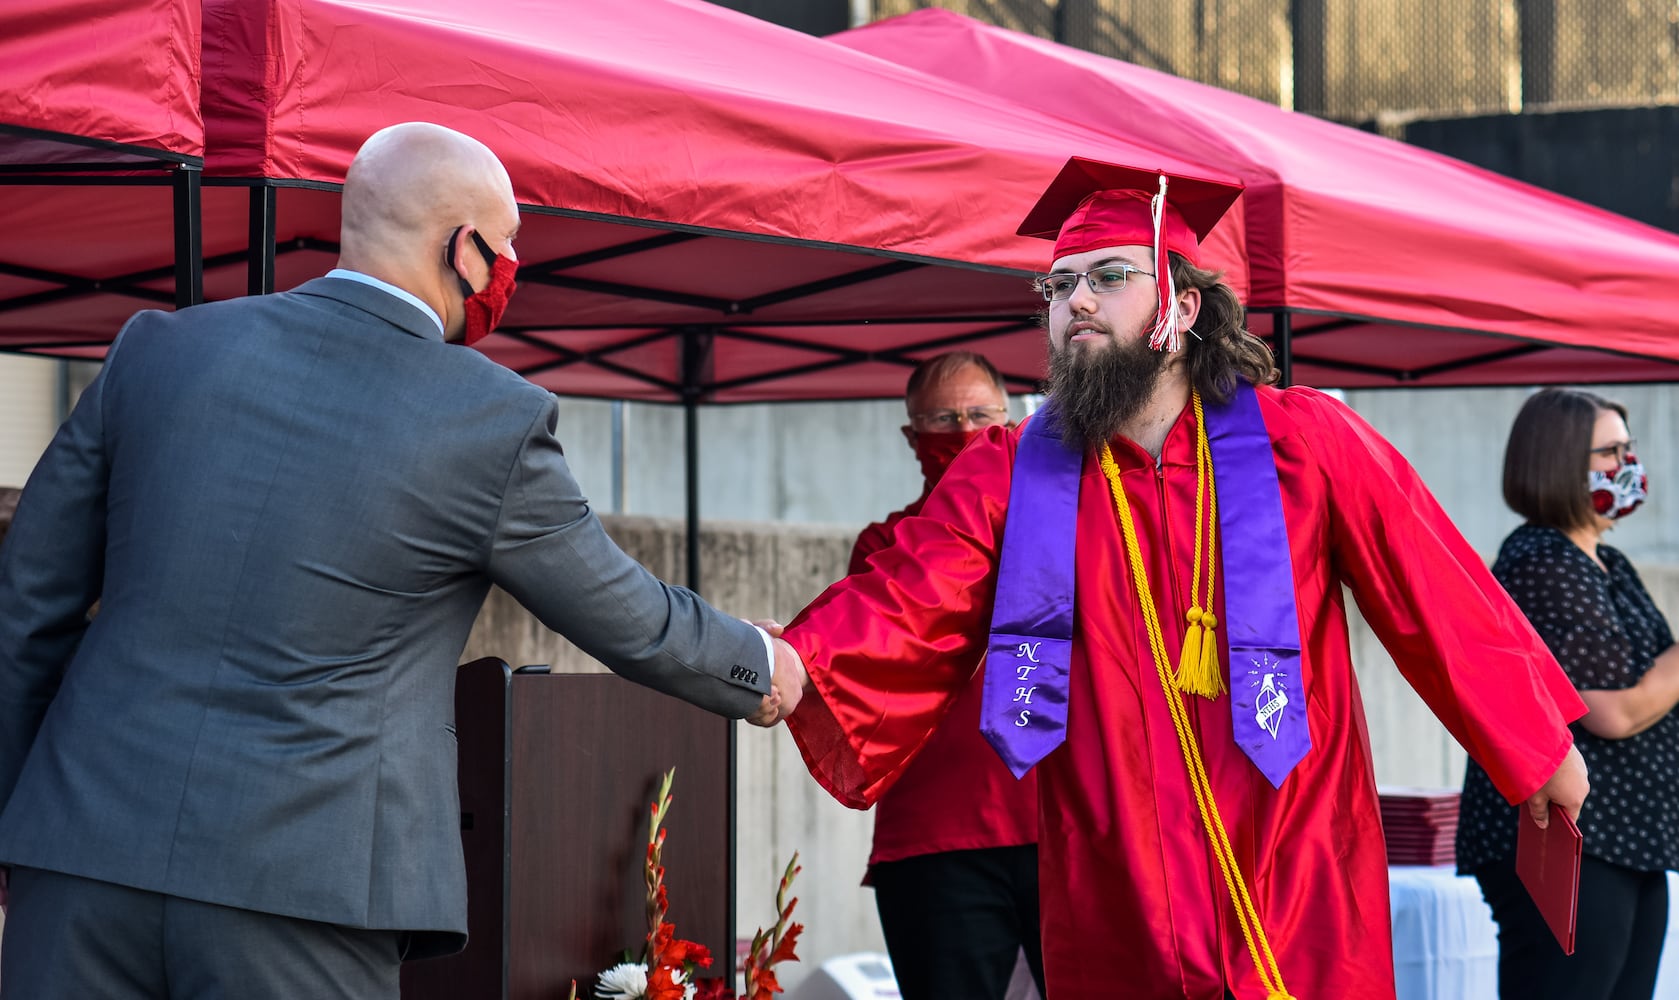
[1378,786,1460,866]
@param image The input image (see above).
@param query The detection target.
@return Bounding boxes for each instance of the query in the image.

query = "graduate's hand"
[746,637,808,727]
[771,637,808,720]
[1526,743,1589,829]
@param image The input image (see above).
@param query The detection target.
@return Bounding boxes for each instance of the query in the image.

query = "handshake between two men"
[744,620,809,728]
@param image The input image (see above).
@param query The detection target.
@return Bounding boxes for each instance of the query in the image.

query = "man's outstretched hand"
[1526,743,1588,830]
[745,620,808,728]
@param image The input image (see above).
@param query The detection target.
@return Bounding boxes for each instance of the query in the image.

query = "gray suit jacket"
[0,277,769,957]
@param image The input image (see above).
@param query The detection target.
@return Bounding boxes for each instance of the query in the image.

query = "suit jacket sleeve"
[1281,387,1585,804]
[484,396,769,718]
[0,325,123,805]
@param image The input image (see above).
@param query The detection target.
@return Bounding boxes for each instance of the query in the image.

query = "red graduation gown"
[785,384,1584,1000]
[849,498,1038,874]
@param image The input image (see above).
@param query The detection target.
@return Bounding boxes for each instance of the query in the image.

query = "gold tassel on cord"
[1175,608,1224,698]
[1178,607,1205,683]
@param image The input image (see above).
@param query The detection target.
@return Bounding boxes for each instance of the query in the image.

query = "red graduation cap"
[1019,158,1243,352]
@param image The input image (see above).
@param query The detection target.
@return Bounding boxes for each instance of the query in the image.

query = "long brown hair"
[1171,253,1278,404]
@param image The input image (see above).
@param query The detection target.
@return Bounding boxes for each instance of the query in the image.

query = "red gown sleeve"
[783,428,1014,809]
[1276,387,1586,804]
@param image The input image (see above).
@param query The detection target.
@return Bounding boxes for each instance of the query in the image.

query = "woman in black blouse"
[1458,387,1679,1000]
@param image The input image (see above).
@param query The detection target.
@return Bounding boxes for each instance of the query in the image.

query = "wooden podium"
[401,659,733,1000]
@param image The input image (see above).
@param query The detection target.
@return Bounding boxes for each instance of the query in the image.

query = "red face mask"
[448,228,519,347]
[912,429,983,487]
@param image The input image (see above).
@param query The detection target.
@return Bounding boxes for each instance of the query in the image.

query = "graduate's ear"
[1176,285,1202,333]
[901,425,917,450]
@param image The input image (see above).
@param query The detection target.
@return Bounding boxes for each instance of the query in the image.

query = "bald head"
[337,123,519,338]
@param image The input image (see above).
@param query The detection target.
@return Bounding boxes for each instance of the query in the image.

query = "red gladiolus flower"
[766,924,802,967]
[665,937,713,970]
[741,855,803,1000]
[645,965,687,1000]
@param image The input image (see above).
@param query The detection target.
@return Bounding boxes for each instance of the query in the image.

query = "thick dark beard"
[1044,332,1169,452]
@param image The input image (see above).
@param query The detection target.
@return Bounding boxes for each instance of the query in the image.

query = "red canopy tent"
[202,0,1250,402]
[0,0,206,319]
[0,0,1240,401]
[832,8,1679,388]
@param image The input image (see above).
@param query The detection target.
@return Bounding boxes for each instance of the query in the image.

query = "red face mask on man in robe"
[912,429,983,488]
[447,227,519,347]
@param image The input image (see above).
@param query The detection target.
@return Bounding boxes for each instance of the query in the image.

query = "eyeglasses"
[1590,440,1637,463]
[1033,263,1155,302]
[912,405,1009,432]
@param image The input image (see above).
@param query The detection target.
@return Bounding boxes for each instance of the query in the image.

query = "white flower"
[595,962,649,1000]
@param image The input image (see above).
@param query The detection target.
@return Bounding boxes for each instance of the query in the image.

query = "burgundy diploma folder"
[1516,805,1582,955]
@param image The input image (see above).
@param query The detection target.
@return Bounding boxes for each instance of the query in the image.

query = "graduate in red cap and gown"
[762,158,1590,999]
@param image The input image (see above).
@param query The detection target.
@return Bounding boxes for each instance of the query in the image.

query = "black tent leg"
[682,339,703,593]
[679,325,736,963]
[248,184,277,296]
[172,165,203,308]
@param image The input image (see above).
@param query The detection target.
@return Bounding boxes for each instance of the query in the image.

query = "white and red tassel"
[1146,173,1181,353]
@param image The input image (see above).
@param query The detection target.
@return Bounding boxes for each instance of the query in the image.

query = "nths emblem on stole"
[1253,654,1289,740]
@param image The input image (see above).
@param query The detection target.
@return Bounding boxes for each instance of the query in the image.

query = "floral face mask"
[1589,455,1648,521]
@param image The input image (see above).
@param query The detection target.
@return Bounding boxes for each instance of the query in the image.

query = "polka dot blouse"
[1458,523,1679,874]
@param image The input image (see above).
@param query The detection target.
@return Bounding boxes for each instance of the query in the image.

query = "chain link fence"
[867,0,1679,121]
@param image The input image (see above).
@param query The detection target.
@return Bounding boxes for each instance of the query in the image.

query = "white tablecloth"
[1389,865,1679,1000]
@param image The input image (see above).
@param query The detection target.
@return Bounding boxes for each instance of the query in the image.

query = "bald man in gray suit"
[0,123,800,999]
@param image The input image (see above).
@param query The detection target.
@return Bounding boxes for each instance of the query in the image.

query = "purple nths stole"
[979,403,1079,779]
[1205,382,1310,787]
[980,383,1311,786]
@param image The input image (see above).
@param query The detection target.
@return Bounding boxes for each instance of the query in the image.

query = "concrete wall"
[545,396,935,526]
[0,357,59,492]
[1346,385,1679,565]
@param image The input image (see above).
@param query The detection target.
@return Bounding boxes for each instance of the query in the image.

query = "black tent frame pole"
[248,184,278,296]
[1276,309,1294,388]
[678,324,736,961]
[681,328,706,592]
[172,165,203,308]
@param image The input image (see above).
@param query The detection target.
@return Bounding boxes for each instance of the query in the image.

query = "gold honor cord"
[1099,395,1295,1000]
[1177,392,1224,698]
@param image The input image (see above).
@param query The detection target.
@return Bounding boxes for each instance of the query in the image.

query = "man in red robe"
[854,351,1042,1000]
[761,159,1588,999]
